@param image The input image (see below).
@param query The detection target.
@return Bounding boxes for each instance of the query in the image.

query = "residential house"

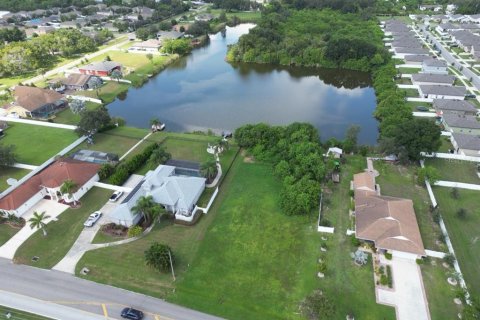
[353,172,425,259]
[419,4,443,12]
[4,86,66,119]
[0,159,100,217]
[110,165,206,226]
[157,30,184,41]
[411,73,455,86]
[419,85,466,99]
[48,73,101,91]
[325,147,343,159]
[393,47,430,58]
[404,54,434,65]
[78,61,121,77]
[435,22,457,36]
[392,39,422,48]
[422,59,448,74]
[433,99,478,116]
[71,149,119,164]
[128,39,162,53]
[451,133,480,156]
[468,14,480,24]
[126,6,154,20]
[442,113,480,134]
[195,13,214,22]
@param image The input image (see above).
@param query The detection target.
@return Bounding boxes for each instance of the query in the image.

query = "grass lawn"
[438,136,454,153]
[395,77,413,85]
[0,305,52,320]
[91,229,126,244]
[398,67,421,74]
[421,259,463,320]
[425,158,480,184]
[78,81,130,104]
[405,101,432,112]
[432,187,480,297]
[14,188,112,268]
[0,224,21,247]
[0,167,30,193]
[375,162,443,251]
[53,102,100,125]
[161,138,215,163]
[399,88,420,98]
[1,123,78,165]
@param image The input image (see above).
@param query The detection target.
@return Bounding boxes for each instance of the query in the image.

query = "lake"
[108,24,379,144]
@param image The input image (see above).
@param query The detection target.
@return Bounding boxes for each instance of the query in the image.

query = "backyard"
[0,167,30,193]
[375,162,443,251]
[53,102,100,125]
[14,187,112,269]
[433,187,480,298]
[425,158,480,184]
[1,123,78,165]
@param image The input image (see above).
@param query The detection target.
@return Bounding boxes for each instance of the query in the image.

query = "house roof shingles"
[412,73,455,84]
[452,132,480,150]
[79,61,121,72]
[443,113,480,129]
[419,85,466,96]
[13,86,64,112]
[433,99,477,113]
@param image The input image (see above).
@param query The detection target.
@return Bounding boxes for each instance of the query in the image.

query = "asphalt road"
[418,26,480,90]
[0,258,223,320]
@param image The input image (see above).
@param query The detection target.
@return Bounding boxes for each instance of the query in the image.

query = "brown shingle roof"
[13,86,64,112]
[63,73,92,87]
[353,173,426,256]
[0,159,100,211]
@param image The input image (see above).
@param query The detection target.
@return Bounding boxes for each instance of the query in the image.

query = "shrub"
[380,274,388,286]
[457,208,467,219]
[318,262,327,274]
[386,265,393,288]
[128,225,143,238]
[384,252,392,260]
[320,219,331,227]
[144,242,174,273]
[98,163,115,180]
[351,236,361,247]
[348,190,354,197]
[444,253,456,268]
[451,187,460,199]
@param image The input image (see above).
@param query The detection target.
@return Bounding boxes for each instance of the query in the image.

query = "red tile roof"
[0,159,100,211]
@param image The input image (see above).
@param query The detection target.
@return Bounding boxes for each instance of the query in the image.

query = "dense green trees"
[75,106,111,136]
[228,8,386,72]
[161,39,192,55]
[0,27,25,43]
[211,0,250,11]
[0,144,17,166]
[235,122,324,216]
[144,242,175,273]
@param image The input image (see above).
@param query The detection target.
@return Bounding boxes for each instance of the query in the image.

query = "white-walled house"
[110,165,206,226]
[419,85,466,99]
[128,39,162,53]
[411,73,455,86]
[0,159,100,217]
[451,132,480,156]
[422,59,449,74]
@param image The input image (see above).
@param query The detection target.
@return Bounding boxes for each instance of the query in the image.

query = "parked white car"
[109,191,124,202]
[84,211,102,227]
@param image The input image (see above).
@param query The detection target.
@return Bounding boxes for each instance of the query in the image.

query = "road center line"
[102,303,109,319]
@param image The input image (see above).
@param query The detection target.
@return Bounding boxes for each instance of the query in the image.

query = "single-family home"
[468,14,480,24]
[404,54,434,65]
[442,113,480,134]
[451,132,480,156]
[393,47,430,58]
[0,159,100,217]
[422,59,448,74]
[48,73,101,91]
[419,4,443,12]
[156,30,184,41]
[433,99,478,116]
[128,39,162,53]
[126,6,154,20]
[411,73,456,86]
[436,22,457,36]
[195,13,214,22]
[78,61,122,77]
[418,85,466,99]
[392,39,422,48]
[71,149,119,164]
[448,14,465,22]
[4,86,67,119]
[353,172,425,259]
[110,165,206,226]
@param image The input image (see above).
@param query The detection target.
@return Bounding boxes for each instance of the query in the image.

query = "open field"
[433,187,480,298]
[14,188,112,269]
[425,158,480,184]
[0,224,21,247]
[0,167,30,193]
[375,162,443,251]
[0,305,52,320]
[1,123,78,165]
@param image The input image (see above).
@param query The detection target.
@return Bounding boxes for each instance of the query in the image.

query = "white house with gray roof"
[433,99,478,116]
[404,55,434,65]
[411,73,455,86]
[422,59,448,74]
[393,47,430,58]
[442,113,480,134]
[110,165,206,226]
[451,133,480,156]
[419,85,466,99]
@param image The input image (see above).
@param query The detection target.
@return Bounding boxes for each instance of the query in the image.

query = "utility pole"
[168,249,176,281]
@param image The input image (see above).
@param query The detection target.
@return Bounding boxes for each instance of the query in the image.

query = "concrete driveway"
[0,200,69,259]
[377,256,430,320]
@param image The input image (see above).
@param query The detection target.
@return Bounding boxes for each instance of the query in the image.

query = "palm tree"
[60,179,78,205]
[132,195,157,226]
[28,211,51,236]
[201,160,217,181]
[150,118,160,127]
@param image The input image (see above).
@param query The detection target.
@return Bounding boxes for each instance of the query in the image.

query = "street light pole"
[168,249,176,281]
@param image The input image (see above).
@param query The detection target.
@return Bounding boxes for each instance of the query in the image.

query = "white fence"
[413,112,436,117]
[317,193,335,233]
[397,84,419,89]
[434,180,480,191]
[0,116,77,130]
[425,249,446,258]
[93,182,133,192]
[422,152,480,162]
[407,97,433,102]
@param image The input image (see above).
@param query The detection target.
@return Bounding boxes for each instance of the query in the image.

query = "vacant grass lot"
[0,224,21,247]
[1,123,77,165]
[421,260,463,320]
[400,88,420,97]
[0,167,30,192]
[425,158,480,184]
[398,67,421,74]
[375,162,443,251]
[405,101,432,112]
[162,138,215,163]
[0,305,52,320]
[14,188,111,268]
[433,187,480,297]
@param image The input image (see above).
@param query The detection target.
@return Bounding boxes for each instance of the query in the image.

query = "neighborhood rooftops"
[433,99,478,113]
[422,59,448,67]
[0,159,100,211]
[131,39,162,49]
[353,172,425,256]
[443,113,480,129]
[411,73,455,84]
[395,47,429,54]
[419,85,466,96]
[156,30,183,40]
[452,133,480,150]
[404,55,433,62]
[79,61,121,72]
[13,86,64,111]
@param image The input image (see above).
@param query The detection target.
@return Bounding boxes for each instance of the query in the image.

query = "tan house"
[5,86,66,119]
[353,172,425,258]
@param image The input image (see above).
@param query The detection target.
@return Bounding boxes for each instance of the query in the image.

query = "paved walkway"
[377,256,430,320]
[206,162,222,188]
[0,200,69,259]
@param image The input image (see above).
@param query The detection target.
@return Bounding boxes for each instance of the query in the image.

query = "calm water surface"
[109,24,378,144]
